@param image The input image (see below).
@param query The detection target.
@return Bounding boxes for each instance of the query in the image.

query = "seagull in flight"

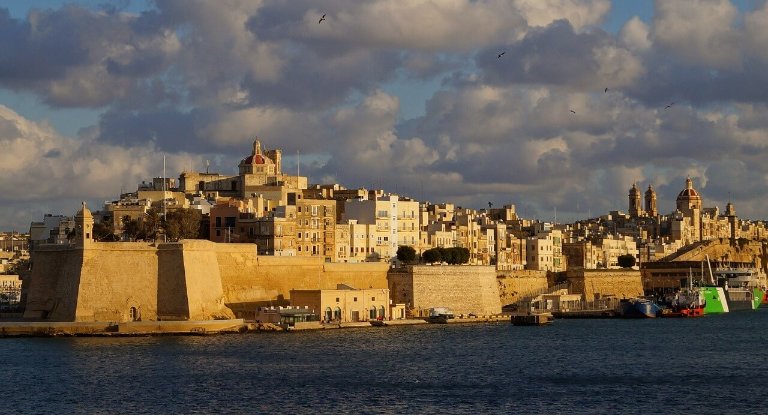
[570,109,576,114]
[665,102,674,109]
[319,13,326,24]
[604,87,608,93]
[497,51,506,59]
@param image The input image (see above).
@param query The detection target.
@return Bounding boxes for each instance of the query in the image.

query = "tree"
[422,248,442,264]
[93,218,116,241]
[165,209,202,241]
[396,245,417,263]
[617,254,636,268]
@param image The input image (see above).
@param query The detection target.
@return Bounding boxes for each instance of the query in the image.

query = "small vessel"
[662,268,706,317]
[427,307,454,324]
[617,297,661,318]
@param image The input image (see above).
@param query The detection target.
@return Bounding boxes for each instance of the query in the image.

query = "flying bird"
[319,13,326,23]
[497,51,506,59]
[570,109,576,114]
[604,87,608,93]
[665,102,674,109]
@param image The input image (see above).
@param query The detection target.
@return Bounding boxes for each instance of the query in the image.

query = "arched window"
[369,308,377,320]
[324,307,332,322]
[333,307,342,321]
[129,307,138,322]
[379,306,385,319]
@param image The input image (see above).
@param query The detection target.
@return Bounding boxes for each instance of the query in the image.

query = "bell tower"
[628,183,642,218]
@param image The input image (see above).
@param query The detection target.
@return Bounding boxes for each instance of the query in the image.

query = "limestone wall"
[76,243,159,322]
[26,240,389,322]
[496,270,548,306]
[217,249,389,307]
[566,269,643,300]
[173,241,234,320]
[24,247,83,320]
[388,265,501,316]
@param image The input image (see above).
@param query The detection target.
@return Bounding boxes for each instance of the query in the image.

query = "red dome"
[677,188,700,199]
[243,154,266,164]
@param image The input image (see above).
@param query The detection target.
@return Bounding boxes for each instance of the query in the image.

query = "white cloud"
[653,0,742,68]
[620,16,652,52]
[512,0,611,31]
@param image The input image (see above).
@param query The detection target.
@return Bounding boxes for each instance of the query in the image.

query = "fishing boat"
[660,268,707,317]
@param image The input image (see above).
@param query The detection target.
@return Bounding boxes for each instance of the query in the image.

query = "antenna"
[206,159,210,174]
[163,155,167,234]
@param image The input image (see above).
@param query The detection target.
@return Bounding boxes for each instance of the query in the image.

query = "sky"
[2,0,768,231]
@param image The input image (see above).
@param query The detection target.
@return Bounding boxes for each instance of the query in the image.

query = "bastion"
[24,239,389,322]
[388,265,502,317]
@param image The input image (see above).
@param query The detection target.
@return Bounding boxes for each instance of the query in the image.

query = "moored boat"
[617,297,661,318]
[702,256,765,313]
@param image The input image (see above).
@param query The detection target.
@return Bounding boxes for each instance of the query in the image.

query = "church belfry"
[628,183,643,218]
[644,184,657,217]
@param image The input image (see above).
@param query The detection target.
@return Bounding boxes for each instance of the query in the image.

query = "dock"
[511,313,553,326]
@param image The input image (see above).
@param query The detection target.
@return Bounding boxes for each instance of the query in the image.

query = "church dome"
[243,154,267,165]
[676,177,701,202]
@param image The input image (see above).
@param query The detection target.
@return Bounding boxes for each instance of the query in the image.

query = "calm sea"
[4,311,768,414]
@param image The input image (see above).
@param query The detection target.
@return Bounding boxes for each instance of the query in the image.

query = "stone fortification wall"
[24,247,84,321]
[496,270,548,306]
[668,238,765,270]
[25,243,160,322]
[388,265,501,316]
[167,241,234,320]
[26,240,389,322]
[566,269,643,300]
[217,249,389,306]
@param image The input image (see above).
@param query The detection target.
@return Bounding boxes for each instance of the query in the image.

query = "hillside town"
[27,138,768,270]
[2,137,766,333]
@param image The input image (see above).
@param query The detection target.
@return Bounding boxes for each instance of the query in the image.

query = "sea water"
[3,310,768,414]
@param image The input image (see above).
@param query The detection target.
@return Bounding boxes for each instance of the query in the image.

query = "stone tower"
[676,177,702,242]
[628,183,643,218]
[726,201,738,242]
[74,201,94,248]
[644,185,657,217]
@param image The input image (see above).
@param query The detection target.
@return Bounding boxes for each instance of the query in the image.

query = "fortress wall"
[176,241,234,320]
[24,248,83,321]
[321,262,389,290]
[216,248,314,305]
[566,269,643,300]
[26,240,390,322]
[389,266,501,316]
[216,247,389,306]
[75,243,159,322]
[496,270,548,305]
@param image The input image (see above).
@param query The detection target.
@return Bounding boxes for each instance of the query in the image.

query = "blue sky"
[2,0,768,231]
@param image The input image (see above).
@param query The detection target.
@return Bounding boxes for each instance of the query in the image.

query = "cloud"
[652,0,742,69]
[477,20,645,90]
[4,0,768,229]
[0,105,199,229]
[0,5,180,107]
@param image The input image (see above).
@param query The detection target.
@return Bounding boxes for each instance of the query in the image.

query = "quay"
[0,314,514,337]
[0,319,247,337]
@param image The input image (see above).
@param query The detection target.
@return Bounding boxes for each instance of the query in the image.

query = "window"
[354,297,358,302]
[371,297,375,301]
[335,297,339,302]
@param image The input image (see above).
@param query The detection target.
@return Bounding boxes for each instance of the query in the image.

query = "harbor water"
[4,310,768,414]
